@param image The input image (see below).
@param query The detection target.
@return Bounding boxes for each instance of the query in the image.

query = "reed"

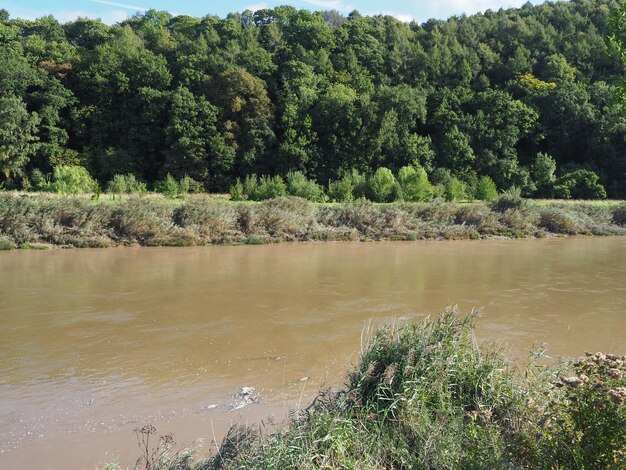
[1,193,624,249]
[107,310,625,469]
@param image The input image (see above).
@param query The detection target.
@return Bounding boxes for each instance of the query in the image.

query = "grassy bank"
[106,310,626,469]
[1,193,625,250]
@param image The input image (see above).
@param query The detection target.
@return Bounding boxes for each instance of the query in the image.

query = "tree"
[397,165,433,202]
[0,96,39,181]
[531,152,557,195]
[164,87,233,190]
[553,170,607,200]
[367,167,398,202]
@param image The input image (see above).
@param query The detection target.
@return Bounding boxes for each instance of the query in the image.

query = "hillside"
[0,0,625,198]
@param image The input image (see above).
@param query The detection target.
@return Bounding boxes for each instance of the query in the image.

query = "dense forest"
[1,0,625,199]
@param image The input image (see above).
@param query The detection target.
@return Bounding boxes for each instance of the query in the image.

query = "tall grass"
[106,310,625,469]
[0,193,624,249]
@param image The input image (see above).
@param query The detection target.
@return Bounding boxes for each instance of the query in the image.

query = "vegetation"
[104,310,626,469]
[0,0,625,198]
[0,193,623,249]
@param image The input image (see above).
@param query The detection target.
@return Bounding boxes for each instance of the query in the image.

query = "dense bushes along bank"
[105,311,626,469]
[0,193,625,250]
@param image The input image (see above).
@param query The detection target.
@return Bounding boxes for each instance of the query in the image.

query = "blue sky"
[1,0,547,25]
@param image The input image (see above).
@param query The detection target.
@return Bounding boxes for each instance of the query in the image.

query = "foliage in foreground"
[105,311,626,470]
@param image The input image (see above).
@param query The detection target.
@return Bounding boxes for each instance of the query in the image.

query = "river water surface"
[1,238,625,469]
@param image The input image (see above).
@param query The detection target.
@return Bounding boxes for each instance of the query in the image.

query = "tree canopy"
[0,1,624,198]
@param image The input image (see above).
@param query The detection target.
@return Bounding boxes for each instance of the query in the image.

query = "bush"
[257,196,316,238]
[455,205,502,234]
[0,234,15,250]
[154,173,180,198]
[367,167,398,202]
[45,165,99,195]
[613,205,626,226]
[553,169,607,200]
[108,310,626,470]
[444,176,466,201]
[492,187,525,212]
[474,176,498,202]
[229,178,246,201]
[108,199,177,244]
[285,171,325,202]
[250,175,287,201]
[173,198,238,241]
[106,174,147,196]
[537,352,626,468]
[179,175,203,194]
[396,165,434,202]
[154,174,199,198]
[538,207,581,234]
[531,152,557,195]
[328,169,367,202]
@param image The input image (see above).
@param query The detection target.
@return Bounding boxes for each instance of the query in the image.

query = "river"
[1,237,625,469]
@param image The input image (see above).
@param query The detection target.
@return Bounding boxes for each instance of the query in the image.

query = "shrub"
[537,352,626,468]
[154,173,180,198]
[454,205,502,234]
[250,175,287,201]
[538,207,581,234]
[154,174,199,198]
[396,165,434,202]
[242,174,259,197]
[327,198,386,234]
[442,176,467,202]
[328,169,367,202]
[474,176,498,202]
[285,171,325,202]
[45,165,99,195]
[229,174,261,201]
[108,311,626,470]
[229,178,246,201]
[612,205,626,226]
[367,167,398,202]
[492,187,525,212]
[106,174,147,196]
[553,169,607,200]
[30,169,49,191]
[498,208,538,235]
[108,199,176,244]
[531,152,557,195]
[327,178,354,202]
[173,199,238,240]
[257,196,316,238]
[179,175,203,194]
[0,234,15,250]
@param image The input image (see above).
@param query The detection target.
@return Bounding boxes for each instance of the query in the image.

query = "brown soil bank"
[0,194,625,249]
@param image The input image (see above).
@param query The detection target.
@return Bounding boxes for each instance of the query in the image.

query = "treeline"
[0,0,625,199]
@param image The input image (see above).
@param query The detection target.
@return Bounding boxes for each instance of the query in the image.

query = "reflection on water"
[1,238,625,469]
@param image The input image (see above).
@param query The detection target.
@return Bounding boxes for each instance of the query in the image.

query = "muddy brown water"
[1,238,625,469]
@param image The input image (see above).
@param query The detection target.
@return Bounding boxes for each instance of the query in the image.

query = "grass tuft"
[107,309,625,470]
[1,193,624,249]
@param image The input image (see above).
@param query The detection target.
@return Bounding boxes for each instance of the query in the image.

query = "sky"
[1,0,548,25]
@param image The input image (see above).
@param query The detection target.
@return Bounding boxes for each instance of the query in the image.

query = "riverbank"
[1,193,625,250]
[105,311,626,469]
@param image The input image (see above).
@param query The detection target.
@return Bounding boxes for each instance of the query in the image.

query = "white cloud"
[5,5,130,24]
[88,0,147,12]
[378,11,414,22]
[425,0,533,19]
[243,3,269,12]
[301,0,351,12]
[100,9,131,23]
